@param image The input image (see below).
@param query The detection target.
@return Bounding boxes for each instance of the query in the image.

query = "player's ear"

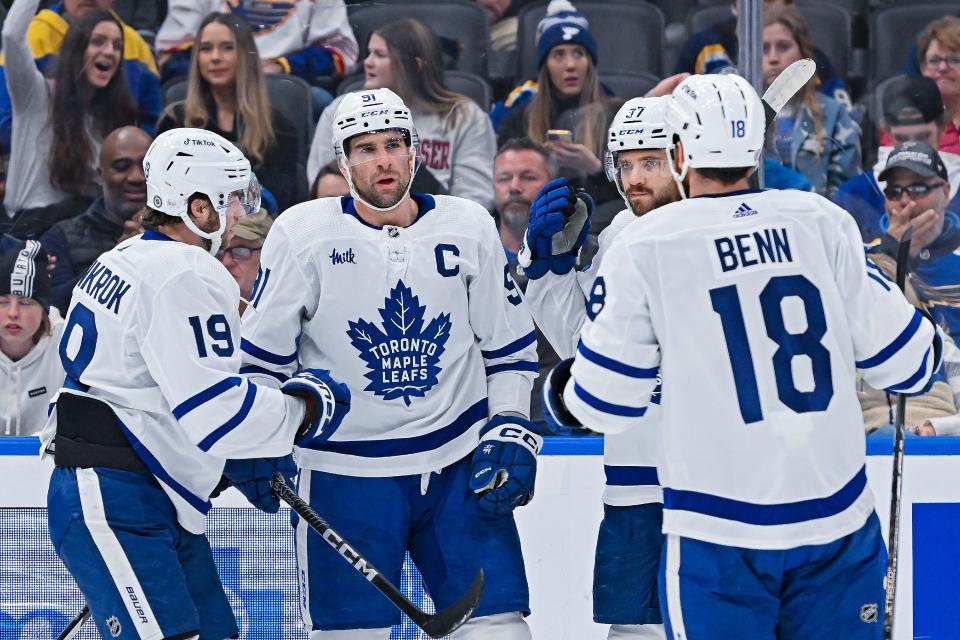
[337,157,350,180]
[673,140,686,173]
[188,197,208,224]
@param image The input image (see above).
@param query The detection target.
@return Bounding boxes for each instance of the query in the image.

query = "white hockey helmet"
[144,128,260,255]
[604,96,673,207]
[331,88,420,212]
[664,73,764,197]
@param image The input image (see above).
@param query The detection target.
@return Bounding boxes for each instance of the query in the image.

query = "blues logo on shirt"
[347,280,451,405]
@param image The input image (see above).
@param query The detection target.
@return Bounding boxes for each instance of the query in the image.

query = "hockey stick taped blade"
[418,569,485,638]
[762,58,816,126]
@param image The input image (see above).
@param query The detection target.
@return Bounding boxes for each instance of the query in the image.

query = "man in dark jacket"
[40,126,151,313]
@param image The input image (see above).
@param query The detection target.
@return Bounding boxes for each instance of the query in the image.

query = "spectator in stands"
[915,16,960,155]
[157,12,303,213]
[311,162,350,200]
[218,209,270,317]
[0,0,160,153]
[762,6,860,198]
[0,240,64,436]
[492,0,619,206]
[156,0,358,116]
[1,0,139,240]
[41,126,150,313]
[308,18,497,209]
[837,75,960,242]
[676,0,851,110]
[870,141,960,340]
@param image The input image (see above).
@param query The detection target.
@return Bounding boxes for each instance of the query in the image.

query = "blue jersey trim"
[240,338,298,365]
[604,465,659,486]
[663,465,867,526]
[693,188,766,199]
[481,331,537,360]
[305,398,487,457]
[577,342,658,378]
[140,230,175,242]
[172,376,242,420]
[340,193,437,229]
[63,376,90,392]
[887,348,931,393]
[114,416,212,515]
[573,382,647,417]
[485,361,539,376]
[856,309,922,369]
[239,364,289,384]
[197,382,258,452]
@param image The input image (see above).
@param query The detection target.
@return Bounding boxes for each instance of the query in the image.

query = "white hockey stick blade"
[761,58,816,127]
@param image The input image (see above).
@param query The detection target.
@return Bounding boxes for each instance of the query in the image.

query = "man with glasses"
[218,208,270,316]
[871,140,960,339]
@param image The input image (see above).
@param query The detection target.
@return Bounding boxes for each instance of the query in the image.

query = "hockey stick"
[883,226,914,640]
[57,605,90,640]
[271,473,484,638]
[761,58,816,128]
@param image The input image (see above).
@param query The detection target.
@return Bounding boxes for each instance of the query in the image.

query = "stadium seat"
[515,1,665,81]
[337,70,493,110]
[687,3,731,37]
[599,71,661,100]
[346,0,490,77]
[870,3,960,85]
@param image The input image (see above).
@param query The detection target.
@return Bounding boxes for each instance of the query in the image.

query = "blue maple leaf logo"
[347,280,451,405]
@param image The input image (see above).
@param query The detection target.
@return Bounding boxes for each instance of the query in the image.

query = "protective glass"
[882,182,942,201]
[604,151,669,186]
[343,131,413,168]
[228,173,262,216]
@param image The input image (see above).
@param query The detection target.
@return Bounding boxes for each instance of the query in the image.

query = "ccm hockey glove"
[469,414,543,514]
[222,454,297,514]
[281,368,351,446]
[518,178,593,279]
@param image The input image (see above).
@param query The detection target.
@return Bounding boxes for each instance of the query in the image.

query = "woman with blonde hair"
[762,5,861,197]
[307,18,496,209]
[157,12,302,213]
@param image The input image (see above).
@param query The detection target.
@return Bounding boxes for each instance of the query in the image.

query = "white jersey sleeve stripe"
[239,364,289,384]
[171,376,242,419]
[663,465,867,526]
[196,382,258,452]
[576,342,659,378]
[887,343,936,394]
[855,309,922,369]
[480,330,537,360]
[573,382,647,417]
[240,337,299,366]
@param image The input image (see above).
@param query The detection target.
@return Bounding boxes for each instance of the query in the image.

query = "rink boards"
[1,436,958,639]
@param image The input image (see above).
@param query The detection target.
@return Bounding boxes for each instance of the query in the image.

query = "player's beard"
[626,180,681,216]
[354,169,411,210]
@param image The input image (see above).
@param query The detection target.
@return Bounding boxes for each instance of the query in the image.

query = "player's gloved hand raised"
[221,454,297,514]
[541,358,588,435]
[517,177,593,280]
[281,368,350,446]
[469,414,543,514]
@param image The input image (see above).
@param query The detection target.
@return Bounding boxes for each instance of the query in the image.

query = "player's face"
[343,131,413,209]
[762,23,802,88]
[99,129,150,220]
[923,41,960,103]
[198,22,238,89]
[83,20,122,89]
[888,122,942,149]
[616,149,680,216]
[494,149,552,235]
[218,238,263,301]
[65,0,112,19]
[0,295,43,356]
[546,44,589,98]
[364,34,395,90]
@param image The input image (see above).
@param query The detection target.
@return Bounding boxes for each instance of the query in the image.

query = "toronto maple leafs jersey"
[240,194,538,477]
[526,209,662,507]
[565,189,941,550]
[40,231,306,534]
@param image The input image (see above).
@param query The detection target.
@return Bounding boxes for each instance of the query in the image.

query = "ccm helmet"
[605,96,673,209]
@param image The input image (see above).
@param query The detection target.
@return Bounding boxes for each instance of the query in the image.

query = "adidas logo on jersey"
[733,202,758,218]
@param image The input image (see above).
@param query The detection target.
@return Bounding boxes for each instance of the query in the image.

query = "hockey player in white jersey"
[44,128,349,640]
[544,73,943,639]
[240,89,540,639]
[524,97,679,640]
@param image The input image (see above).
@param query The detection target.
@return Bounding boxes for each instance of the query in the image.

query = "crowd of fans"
[2,0,960,438]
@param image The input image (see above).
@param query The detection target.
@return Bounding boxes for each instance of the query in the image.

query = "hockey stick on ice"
[761,58,816,128]
[271,473,484,638]
[883,226,914,640]
[57,605,90,640]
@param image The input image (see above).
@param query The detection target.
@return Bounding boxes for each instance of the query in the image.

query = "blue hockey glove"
[541,358,587,435]
[517,177,593,280]
[222,454,297,514]
[469,414,543,514]
[281,368,350,446]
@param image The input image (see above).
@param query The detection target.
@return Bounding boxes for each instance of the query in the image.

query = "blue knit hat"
[536,0,597,69]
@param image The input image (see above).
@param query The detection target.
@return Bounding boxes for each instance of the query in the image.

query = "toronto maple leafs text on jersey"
[240,194,538,477]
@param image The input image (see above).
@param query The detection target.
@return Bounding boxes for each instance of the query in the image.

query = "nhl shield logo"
[860,603,879,624]
[106,615,122,637]
[348,280,451,405]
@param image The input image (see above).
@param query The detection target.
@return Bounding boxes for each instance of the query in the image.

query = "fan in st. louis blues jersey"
[41,129,342,640]
[528,97,680,640]
[544,74,943,639]
[240,89,539,640]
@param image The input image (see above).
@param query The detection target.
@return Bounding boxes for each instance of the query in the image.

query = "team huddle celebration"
[1,0,959,637]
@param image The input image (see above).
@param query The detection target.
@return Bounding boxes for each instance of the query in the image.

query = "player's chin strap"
[180,208,225,256]
[666,145,689,201]
[341,149,421,213]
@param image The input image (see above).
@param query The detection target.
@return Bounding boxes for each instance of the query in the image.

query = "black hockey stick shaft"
[271,473,483,638]
[57,605,90,640]
[883,226,913,640]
